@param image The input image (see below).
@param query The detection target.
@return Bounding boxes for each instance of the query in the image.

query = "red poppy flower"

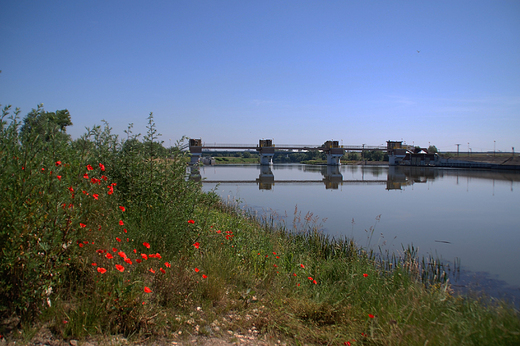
[112,247,117,252]
[155,253,161,259]
[78,243,84,248]
[80,223,86,228]
[188,219,195,224]
[300,264,305,268]
[313,280,317,284]
[118,251,126,258]
[92,194,99,200]
[86,164,93,171]
[164,262,171,268]
[92,263,97,266]
[144,287,152,293]
[101,175,108,181]
[293,273,297,276]
[133,249,136,253]
[68,187,74,193]
[41,168,45,172]
[202,274,207,279]
[194,268,200,273]
[193,242,200,249]
[141,254,148,260]
[106,253,114,259]
[119,206,125,212]
[55,161,61,166]
[124,258,132,265]
[107,186,114,195]
[97,267,107,274]
[308,277,313,281]
[149,254,156,258]
[160,268,166,274]
[216,230,221,233]
[143,242,150,249]
[124,229,127,233]
[136,259,142,263]
[116,237,121,242]
[115,264,125,272]
[363,273,368,277]
[57,175,62,180]
[96,249,104,254]
[149,268,155,274]
[99,163,105,171]
[83,173,89,179]
[119,220,124,226]
[273,264,278,267]
[368,314,375,319]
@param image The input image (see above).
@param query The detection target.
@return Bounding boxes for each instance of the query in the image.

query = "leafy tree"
[428,145,438,153]
[20,104,72,142]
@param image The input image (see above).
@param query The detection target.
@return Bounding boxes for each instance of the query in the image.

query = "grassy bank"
[1,106,519,345]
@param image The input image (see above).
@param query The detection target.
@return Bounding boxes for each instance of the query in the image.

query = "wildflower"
[193,242,200,249]
[194,268,200,272]
[124,229,127,233]
[116,237,121,242]
[144,287,152,293]
[97,267,107,274]
[313,280,317,284]
[124,258,132,265]
[141,254,148,260]
[57,175,62,180]
[80,223,86,228]
[143,242,150,249]
[363,273,368,277]
[92,194,99,200]
[202,274,208,279]
[118,251,126,258]
[78,243,84,248]
[55,161,61,166]
[308,277,313,281]
[96,249,104,254]
[82,190,88,195]
[149,268,155,274]
[99,163,105,171]
[188,219,195,224]
[92,263,97,266]
[119,220,124,226]
[165,262,171,268]
[106,253,114,259]
[101,175,108,181]
[41,168,45,172]
[68,187,74,193]
[133,249,137,253]
[115,264,124,272]
[83,173,89,179]
[368,314,375,319]
[160,268,166,274]
[107,186,114,195]
[119,206,126,212]
[155,253,162,259]
[293,273,297,276]
[273,264,278,267]
[112,247,117,252]
[300,264,305,268]
[86,164,93,171]
[216,230,221,233]
[136,259,142,263]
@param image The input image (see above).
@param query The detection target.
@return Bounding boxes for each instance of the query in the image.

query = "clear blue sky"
[1,0,519,152]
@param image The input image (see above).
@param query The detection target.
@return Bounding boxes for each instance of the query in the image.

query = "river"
[195,163,520,304]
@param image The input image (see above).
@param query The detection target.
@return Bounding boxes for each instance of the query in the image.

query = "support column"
[326,153,343,166]
[257,139,275,166]
[189,138,202,165]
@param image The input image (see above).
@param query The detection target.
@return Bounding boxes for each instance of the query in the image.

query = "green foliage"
[428,145,439,153]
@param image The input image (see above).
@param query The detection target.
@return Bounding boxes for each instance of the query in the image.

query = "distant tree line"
[204,150,388,163]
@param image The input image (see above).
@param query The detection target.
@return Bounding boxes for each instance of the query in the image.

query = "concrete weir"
[188,138,388,166]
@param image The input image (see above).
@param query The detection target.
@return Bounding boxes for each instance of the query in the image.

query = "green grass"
[1,105,519,345]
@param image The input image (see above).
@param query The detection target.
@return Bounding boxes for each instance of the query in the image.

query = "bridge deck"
[195,144,386,151]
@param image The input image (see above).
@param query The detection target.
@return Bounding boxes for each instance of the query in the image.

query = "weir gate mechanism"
[188,139,391,166]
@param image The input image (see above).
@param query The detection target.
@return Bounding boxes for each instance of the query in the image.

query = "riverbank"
[2,112,519,345]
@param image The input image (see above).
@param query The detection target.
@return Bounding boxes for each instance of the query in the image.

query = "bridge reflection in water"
[188,165,440,190]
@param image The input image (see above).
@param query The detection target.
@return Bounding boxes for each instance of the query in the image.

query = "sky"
[1,0,519,152]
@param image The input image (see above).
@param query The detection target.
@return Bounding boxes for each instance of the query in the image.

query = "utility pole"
[494,140,496,157]
[456,144,460,157]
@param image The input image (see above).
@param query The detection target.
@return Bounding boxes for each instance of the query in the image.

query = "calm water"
[196,164,520,302]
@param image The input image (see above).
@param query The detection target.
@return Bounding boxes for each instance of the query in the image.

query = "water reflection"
[193,164,520,191]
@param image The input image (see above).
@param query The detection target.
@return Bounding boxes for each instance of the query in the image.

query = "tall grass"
[1,104,519,345]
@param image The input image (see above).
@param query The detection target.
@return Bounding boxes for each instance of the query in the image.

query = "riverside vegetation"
[1,104,519,345]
